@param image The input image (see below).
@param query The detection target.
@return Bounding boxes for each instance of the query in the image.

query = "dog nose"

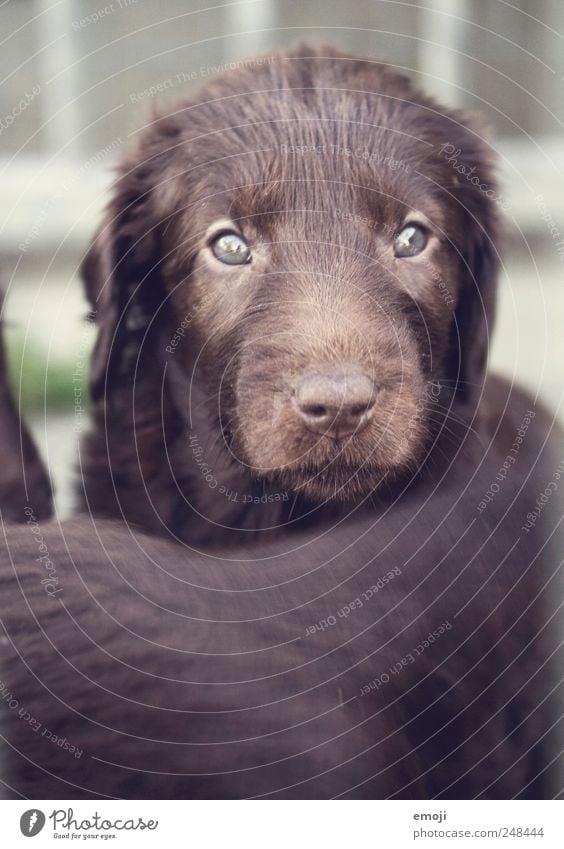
[293,366,377,438]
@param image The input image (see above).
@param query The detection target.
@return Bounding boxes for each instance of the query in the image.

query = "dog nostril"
[302,404,328,419]
[350,402,373,417]
[293,367,377,438]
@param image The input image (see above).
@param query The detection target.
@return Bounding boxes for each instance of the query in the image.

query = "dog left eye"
[393,224,428,257]
[210,232,252,265]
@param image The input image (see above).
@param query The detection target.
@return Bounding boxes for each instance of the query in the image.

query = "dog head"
[83,44,500,503]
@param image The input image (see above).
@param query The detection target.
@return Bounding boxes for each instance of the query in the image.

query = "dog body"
[1,448,560,799]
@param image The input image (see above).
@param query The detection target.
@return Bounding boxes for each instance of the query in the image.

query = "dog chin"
[238,433,428,503]
[263,463,393,503]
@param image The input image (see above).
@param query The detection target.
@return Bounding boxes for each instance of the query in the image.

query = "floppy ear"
[81,154,166,402]
[455,194,500,406]
[442,116,502,409]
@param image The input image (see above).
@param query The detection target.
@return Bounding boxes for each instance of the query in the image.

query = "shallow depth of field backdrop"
[0,0,562,516]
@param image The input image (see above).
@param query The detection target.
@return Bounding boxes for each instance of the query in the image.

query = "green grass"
[5,330,91,414]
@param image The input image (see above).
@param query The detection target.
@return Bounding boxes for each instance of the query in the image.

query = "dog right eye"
[210,232,252,265]
[393,224,428,258]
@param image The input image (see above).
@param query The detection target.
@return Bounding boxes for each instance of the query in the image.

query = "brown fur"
[0,48,561,796]
[79,44,500,541]
[1,453,561,799]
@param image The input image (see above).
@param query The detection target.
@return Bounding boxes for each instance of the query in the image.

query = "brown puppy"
[79,44,504,542]
[0,49,561,796]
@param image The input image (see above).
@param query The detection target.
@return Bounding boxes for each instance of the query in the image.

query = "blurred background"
[0,0,562,516]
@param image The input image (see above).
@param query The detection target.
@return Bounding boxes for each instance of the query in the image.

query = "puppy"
[1,45,561,801]
[79,43,511,542]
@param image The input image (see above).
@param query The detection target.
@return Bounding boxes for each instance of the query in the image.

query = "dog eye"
[210,232,251,265]
[393,224,428,257]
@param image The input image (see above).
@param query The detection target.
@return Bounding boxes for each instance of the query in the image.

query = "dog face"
[83,45,500,503]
